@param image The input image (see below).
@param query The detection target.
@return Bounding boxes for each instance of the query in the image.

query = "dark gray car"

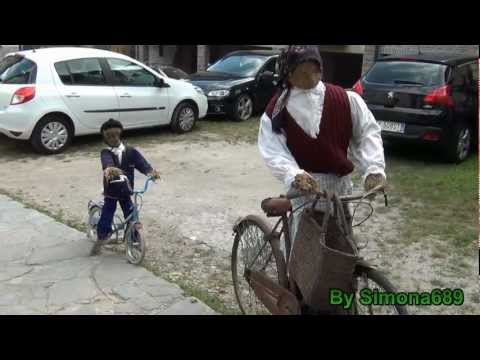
[353,54,478,163]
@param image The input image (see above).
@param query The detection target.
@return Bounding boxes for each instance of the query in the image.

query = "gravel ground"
[0,127,478,315]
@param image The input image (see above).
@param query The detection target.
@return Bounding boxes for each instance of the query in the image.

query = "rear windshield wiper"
[393,79,425,86]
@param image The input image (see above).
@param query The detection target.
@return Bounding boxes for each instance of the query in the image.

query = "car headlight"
[194,86,205,96]
[208,89,230,98]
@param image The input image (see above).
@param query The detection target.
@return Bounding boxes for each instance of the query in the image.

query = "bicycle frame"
[249,185,387,284]
[237,184,397,315]
[111,177,155,236]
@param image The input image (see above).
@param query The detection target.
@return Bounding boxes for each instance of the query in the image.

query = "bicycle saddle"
[261,196,292,217]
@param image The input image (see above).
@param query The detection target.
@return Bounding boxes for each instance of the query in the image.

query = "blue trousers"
[97,197,134,241]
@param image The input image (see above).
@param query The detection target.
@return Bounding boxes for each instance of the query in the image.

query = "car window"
[56,58,106,86]
[54,61,73,85]
[0,55,36,84]
[262,58,277,74]
[107,58,156,86]
[365,61,448,86]
[208,54,268,77]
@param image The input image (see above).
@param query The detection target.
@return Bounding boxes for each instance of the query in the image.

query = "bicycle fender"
[232,214,272,234]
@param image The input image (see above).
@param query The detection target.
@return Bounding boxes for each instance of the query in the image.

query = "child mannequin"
[90,119,160,256]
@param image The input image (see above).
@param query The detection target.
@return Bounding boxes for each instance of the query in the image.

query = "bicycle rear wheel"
[86,206,123,244]
[125,223,146,265]
[232,215,284,315]
[86,206,102,242]
[353,267,408,315]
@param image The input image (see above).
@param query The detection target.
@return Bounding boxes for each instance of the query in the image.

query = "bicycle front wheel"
[232,215,284,315]
[125,223,146,265]
[353,267,408,315]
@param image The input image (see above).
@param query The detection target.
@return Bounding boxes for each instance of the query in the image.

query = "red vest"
[266,83,354,176]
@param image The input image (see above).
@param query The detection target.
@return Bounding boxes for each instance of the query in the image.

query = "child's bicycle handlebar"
[134,176,156,195]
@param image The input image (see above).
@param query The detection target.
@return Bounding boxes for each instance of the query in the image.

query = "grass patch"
[195,117,259,144]
[0,116,260,161]
[386,150,478,253]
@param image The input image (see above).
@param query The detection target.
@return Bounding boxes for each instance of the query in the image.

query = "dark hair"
[100,119,123,135]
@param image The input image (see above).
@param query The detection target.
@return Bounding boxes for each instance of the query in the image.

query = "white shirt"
[258,81,386,189]
[110,142,125,165]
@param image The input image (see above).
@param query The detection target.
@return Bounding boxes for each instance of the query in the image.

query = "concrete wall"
[0,45,19,58]
[197,45,210,71]
[136,45,177,65]
[319,45,365,55]
[361,45,377,75]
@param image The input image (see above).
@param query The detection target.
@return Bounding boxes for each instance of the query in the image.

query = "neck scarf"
[286,81,325,139]
[110,142,125,165]
[272,45,323,134]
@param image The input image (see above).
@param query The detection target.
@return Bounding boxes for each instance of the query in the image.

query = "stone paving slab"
[159,297,217,315]
[0,194,218,315]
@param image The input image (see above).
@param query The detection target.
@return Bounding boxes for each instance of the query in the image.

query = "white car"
[0,47,208,154]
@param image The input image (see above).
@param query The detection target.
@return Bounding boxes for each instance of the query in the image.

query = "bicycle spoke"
[355,274,400,315]
[234,220,279,315]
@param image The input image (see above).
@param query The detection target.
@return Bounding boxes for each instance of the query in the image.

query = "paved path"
[0,195,216,315]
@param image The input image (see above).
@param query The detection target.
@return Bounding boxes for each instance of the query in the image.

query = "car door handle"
[120,93,132,98]
[66,93,80,98]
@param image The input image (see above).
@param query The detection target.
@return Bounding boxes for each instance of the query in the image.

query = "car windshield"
[365,61,448,87]
[0,55,37,84]
[207,54,267,77]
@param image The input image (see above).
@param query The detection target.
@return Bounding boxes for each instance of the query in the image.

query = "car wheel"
[443,123,471,163]
[170,102,197,133]
[30,115,73,154]
[232,94,253,122]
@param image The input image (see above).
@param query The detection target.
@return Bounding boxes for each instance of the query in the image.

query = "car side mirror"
[260,71,275,83]
[155,77,170,88]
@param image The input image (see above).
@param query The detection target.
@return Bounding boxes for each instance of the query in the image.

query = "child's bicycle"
[231,184,408,315]
[86,176,155,265]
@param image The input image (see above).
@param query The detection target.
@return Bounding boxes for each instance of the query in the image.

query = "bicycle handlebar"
[134,176,156,195]
[286,183,387,204]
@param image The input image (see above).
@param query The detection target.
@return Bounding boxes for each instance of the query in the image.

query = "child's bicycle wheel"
[125,222,146,265]
[86,206,102,242]
[86,204,123,243]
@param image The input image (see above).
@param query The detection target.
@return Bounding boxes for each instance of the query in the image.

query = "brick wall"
[361,45,479,75]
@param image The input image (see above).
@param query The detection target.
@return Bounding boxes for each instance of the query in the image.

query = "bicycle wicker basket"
[288,205,358,314]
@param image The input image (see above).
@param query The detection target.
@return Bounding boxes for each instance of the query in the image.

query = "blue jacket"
[101,144,153,198]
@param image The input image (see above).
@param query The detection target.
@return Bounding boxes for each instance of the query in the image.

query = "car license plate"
[378,121,405,134]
